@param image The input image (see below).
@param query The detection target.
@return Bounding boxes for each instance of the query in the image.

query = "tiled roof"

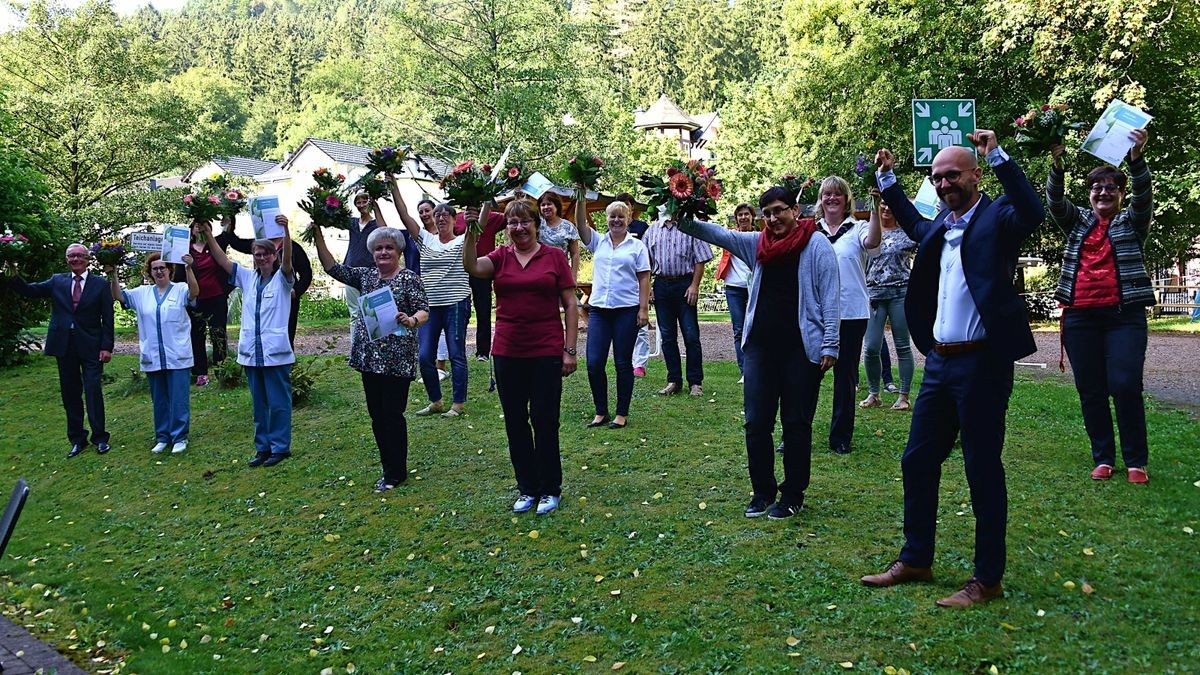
[213,156,278,177]
[634,95,700,130]
[287,138,451,179]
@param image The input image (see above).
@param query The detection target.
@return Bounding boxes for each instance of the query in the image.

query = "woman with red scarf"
[678,185,840,520]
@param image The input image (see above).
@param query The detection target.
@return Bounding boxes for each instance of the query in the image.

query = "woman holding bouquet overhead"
[463,198,578,516]
[574,190,650,429]
[715,203,757,381]
[202,216,297,467]
[310,220,429,492]
[178,216,232,386]
[108,253,199,454]
[1047,129,1154,484]
[387,175,471,417]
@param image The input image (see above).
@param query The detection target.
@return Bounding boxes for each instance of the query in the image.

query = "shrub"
[291,336,341,406]
[212,357,244,388]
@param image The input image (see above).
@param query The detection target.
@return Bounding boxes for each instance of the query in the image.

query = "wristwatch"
[563,346,577,356]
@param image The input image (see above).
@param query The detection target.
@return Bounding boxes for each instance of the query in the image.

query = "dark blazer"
[9,273,115,358]
[882,159,1044,362]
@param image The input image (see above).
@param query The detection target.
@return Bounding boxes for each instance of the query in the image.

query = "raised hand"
[966,129,998,156]
[1129,128,1149,160]
[874,149,895,173]
[181,254,194,267]
[275,214,290,231]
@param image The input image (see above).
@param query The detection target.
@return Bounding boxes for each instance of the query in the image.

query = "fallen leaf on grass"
[324,534,341,542]
[1083,547,1094,556]
[595,575,605,583]
[485,625,495,634]
[1081,583,1094,595]
[612,662,625,670]
[653,492,663,499]
[1000,622,1017,631]
[610,589,621,596]
[1036,609,1045,617]
[698,502,707,510]
[839,662,854,669]
[571,617,582,624]
[1185,527,1195,535]
[583,655,597,662]
[630,614,638,623]
[512,644,522,655]
[988,666,999,675]
[528,530,539,539]
[1058,530,1069,537]
[1062,581,1076,590]
[826,604,837,610]
[786,636,800,647]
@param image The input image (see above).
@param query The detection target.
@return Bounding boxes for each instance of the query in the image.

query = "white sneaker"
[171,441,188,454]
[513,494,536,513]
[151,442,168,454]
[437,369,449,382]
[737,376,744,384]
[536,495,560,515]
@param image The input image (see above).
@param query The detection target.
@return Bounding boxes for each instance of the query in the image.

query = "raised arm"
[371,199,388,228]
[181,255,200,300]
[310,222,337,272]
[202,221,235,276]
[676,218,757,264]
[105,265,123,304]
[216,215,252,254]
[574,189,593,247]
[874,148,931,242]
[463,203,496,279]
[1125,129,1152,243]
[279,215,294,279]
[385,173,422,240]
[1045,144,1078,233]
[970,129,1044,236]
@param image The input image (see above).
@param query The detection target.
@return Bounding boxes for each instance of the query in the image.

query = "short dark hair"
[1085,165,1127,191]
[417,198,436,211]
[615,192,636,205]
[734,203,754,217]
[759,186,797,209]
[505,198,540,234]
[538,192,562,216]
[433,203,457,218]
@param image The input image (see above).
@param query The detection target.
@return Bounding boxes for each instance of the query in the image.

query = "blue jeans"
[586,306,639,417]
[419,297,470,404]
[865,295,914,394]
[743,336,824,504]
[1062,306,1148,469]
[653,277,703,386]
[148,368,190,444]
[725,285,749,373]
[245,364,292,457]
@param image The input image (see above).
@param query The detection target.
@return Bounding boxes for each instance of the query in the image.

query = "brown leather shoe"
[658,383,681,396]
[935,578,1004,608]
[860,560,933,587]
[689,384,703,396]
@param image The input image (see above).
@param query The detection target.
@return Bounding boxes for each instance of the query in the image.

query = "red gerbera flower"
[507,167,520,178]
[325,195,341,209]
[453,160,474,174]
[668,173,693,199]
[666,166,679,177]
[706,180,722,200]
[593,157,604,167]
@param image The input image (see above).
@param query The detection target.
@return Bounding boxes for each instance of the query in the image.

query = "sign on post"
[912,99,976,167]
[129,232,163,253]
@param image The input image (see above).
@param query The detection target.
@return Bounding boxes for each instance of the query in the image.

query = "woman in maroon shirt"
[463,198,578,516]
[177,215,232,386]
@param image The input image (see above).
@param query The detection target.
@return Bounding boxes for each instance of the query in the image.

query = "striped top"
[1047,156,1154,308]
[417,229,471,306]
[644,220,714,277]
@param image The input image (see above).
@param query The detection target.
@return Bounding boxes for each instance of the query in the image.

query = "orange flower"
[668,173,693,199]
[706,181,721,200]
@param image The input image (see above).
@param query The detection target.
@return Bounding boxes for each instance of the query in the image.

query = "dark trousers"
[469,275,493,357]
[493,355,563,497]
[287,295,301,349]
[189,295,229,376]
[56,333,108,446]
[1063,307,1149,469]
[830,318,868,448]
[900,349,1012,586]
[586,306,639,417]
[743,338,824,504]
[361,372,413,484]
[725,286,749,373]
[653,277,703,386]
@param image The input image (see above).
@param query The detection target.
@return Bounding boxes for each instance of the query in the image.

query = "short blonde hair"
[605,200,630,219]
[816,175,854,222]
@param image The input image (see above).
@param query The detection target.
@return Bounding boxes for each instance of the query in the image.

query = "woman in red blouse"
[177,215,233,386]
[463,198,578,516]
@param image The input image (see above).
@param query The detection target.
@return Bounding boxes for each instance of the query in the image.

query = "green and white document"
[160,225,190,264]
[359,286,407,341]
[1081,100,1152,166]
[249,196,285,239]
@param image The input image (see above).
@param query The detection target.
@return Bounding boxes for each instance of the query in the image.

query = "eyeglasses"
[66,253,88,259]
[929,170,964,185]
[150,266,169,272]
[761,206,794,219]
[507,219,536,227]
[1090,184,1122,194]
[252,251,276,259]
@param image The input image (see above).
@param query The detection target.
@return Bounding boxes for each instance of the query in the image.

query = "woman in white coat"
[202,216,297,467]
[107,253,199,454]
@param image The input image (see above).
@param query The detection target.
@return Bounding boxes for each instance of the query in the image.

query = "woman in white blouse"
[574,193,650,429]
[107,253,199,454]
[815,176,880,455]
[389,176,471,417]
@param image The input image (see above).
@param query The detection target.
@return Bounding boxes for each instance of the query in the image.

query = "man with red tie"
[8,243,115,457]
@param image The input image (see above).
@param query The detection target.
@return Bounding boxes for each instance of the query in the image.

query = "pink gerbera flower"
[207,195,220,204]
[668,173,693,199]
[326,195,341,208]
[453,160,474,174]
[706,180,722,200]
[183,194,194,204]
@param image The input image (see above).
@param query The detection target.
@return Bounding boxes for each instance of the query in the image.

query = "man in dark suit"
[860,130,1044,607]
[8,243,115,457]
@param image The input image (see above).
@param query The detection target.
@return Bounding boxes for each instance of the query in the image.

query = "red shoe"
[1090,464,1113,480]
[633,367,646,378]
[1127,467,1148,484]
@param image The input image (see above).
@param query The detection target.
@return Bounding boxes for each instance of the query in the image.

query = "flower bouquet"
[1013,103,1085,154]
[349,174,391,202]
[637,159,722,225]
[218,189,248,216]
[440,160,529,232]
[779,173,815,201]
[365,146,409,176]
[182,193,223,223]
[565,152,604,189]
[0,230,30,265]
[298,168,352,242]
[90,239,127,267]
[852,154,878,209]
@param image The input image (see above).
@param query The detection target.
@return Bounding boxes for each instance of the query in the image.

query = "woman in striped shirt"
[389,176,471,417]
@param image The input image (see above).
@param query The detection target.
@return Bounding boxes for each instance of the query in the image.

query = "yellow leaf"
[1083,547,1094,556]
[528,530,539,539]
[167,619,176,628]
[162,645,171,654]
[884,668,898,675]
[1000,622,1017,630]
[826,604,837,610]
[612,662,626,670]
[698,502,707,510]
[653,492,663,499]
[406,554,415,561]
[583,655,597,662]
[309,649,319,657]
[1036,609,1045,617]
[324,534,339,542]
[485,625,495,634]
[512,644,522,655]
[786,636,800,647]
[630,613,638,623]
[1063,581,1076,590]
[1081,583,1094,595]
[989,666,999,675]
[347,664,356,673]
[477,653,486,659]
[1185,527,1195,535]
[611,589,621,596]
[595,575,605,583]
[839,662,855,669]
[1058,530,1069,537]
[201,635,212,644]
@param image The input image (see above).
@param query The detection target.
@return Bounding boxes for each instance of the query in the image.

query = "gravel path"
[114,322,1200,410]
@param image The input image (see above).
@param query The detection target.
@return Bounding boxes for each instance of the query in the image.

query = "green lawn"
[0,357,1197,673]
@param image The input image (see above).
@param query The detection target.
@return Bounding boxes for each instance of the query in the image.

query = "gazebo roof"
[633,94,700,131]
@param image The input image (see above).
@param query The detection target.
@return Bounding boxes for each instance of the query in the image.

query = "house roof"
[283,138,451,180]
[633,94,700,131]
[182,155,279,182]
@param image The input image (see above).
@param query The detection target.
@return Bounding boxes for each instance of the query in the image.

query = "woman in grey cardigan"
[678,185,840,520]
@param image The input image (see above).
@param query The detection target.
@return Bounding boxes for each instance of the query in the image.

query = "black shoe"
[66,443,87,458]
[247,453,270,468]
[775,441,785,455]
[745,496,773,518]
[608,421,627,429]
[768,499,803,520]
[831,443,852,455]
[586,417,610,428]
[96,442,111,455]
[261,454,290,467]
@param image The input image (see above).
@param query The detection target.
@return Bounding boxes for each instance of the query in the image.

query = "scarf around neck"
[756,217,817,267]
